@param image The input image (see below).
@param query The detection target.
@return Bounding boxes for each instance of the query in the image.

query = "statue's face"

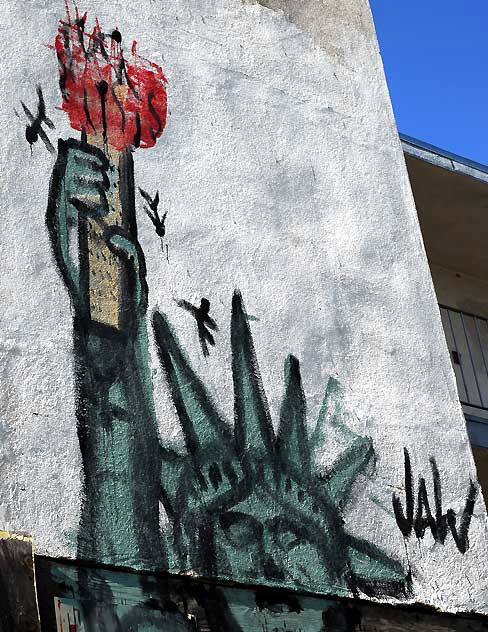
[213,505,340,590]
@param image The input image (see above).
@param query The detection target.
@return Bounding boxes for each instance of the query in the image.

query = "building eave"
[400,133,488,184]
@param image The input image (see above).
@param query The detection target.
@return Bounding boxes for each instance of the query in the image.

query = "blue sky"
[369,1,488,165]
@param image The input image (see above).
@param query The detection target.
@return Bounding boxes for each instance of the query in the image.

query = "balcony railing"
[439,305,488,411]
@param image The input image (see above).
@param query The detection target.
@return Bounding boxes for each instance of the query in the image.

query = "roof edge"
[400,133,488,184]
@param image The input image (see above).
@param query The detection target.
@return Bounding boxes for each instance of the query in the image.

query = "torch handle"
[85,135,127,331]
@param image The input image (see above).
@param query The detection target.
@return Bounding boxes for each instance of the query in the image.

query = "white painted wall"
[0,0,487,614]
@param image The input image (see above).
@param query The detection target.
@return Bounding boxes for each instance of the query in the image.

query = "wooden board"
[0,531,40,632]
[35,558,488,632]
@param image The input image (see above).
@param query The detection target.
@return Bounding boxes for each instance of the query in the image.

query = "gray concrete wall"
[0,0,487,616]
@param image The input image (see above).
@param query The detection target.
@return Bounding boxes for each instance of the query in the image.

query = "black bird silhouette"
[175,297,218,357]
[139,188,169,261]
[20,85,55,154]
[139,188,167,238]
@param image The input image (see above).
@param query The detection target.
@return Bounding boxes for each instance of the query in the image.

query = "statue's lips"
[54,15,167,151]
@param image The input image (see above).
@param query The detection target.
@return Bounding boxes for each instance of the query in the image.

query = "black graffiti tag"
[392,448,478,554]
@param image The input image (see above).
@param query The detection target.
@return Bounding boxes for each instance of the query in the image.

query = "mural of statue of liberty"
[44,7,406,631]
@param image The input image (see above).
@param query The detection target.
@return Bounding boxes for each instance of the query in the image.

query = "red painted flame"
[54,8,167,151]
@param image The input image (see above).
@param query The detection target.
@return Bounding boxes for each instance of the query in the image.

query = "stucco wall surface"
[0,0,487,615]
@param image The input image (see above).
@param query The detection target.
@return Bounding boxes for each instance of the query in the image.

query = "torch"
[54,8,167,330]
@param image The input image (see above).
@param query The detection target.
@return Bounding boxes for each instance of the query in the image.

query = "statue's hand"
[47,139,148,322]
[107,229,149,318]
[46,138,111,310]
[62,141,111,220]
